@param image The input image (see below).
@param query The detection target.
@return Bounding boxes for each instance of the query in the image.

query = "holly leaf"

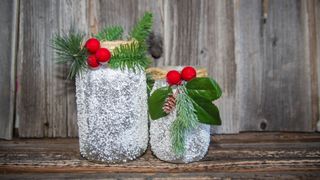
[186,77,222,101]
[190,96,221,125]
[148,86,172,120]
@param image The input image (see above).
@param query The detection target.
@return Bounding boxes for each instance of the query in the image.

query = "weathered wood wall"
[16,0,89,138]
[235,0,319,132]
[0,0,18,139]
[0,0,319,138]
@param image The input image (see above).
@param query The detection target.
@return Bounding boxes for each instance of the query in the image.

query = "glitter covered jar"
[147,67,211,163]
[75,41,148,163]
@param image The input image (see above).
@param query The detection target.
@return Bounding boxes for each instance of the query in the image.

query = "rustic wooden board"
[234,0,318,132]
[58,0,90,137]
[0,0,18,140]
[0,133,319,178]
[316,0,320,132]
[11,0,320,137]
[2,172,320,180]
[16,0,88,137]
[305,0,319,132]
[200,0,237,134]
[17,0,63,137]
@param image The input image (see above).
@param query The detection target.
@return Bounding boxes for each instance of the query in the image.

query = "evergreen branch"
[170,85,198,155]
[109,41,151,71]
[51,30,87,79]
[94,26,124,41]
[130,12,153,43]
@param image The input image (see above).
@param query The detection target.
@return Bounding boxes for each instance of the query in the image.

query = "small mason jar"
[75,41,148,163]
[147,66,211,163]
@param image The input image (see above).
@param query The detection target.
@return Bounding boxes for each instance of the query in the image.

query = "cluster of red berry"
[85,38,112,69]
[166,66,197,86]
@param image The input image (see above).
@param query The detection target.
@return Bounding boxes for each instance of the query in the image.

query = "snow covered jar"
[147,66,222,163]
[50,12,154,164]
[75,40,149,163]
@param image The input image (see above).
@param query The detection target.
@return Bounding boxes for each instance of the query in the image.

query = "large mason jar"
[75,41,148,163]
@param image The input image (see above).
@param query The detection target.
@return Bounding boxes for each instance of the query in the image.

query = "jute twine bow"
[146,67,207,80]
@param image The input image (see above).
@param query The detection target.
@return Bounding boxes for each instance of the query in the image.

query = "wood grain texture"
[305,0,319,132]
[16,0,89,137]
[234,0,317,132]
[17,0,63,137]
[0,133,319,178]
[316,0,320,131]
[2,172,320,180]
[58,0,90,137]
[0,0,18,140]
[199,0,237,134]
[11,0,320,137]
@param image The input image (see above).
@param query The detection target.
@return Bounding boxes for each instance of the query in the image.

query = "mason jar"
[75,41,148,163]
[147,66,211,163]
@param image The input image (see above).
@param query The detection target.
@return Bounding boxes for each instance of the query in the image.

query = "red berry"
[95,48,111,64]
[85,38,100,53]
[166,70,181,85]
[181,66,197,81]
[87,55,100,69]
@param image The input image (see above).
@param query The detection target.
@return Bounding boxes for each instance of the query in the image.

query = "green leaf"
[186,77,222,101]
[146,72,155,96]
[148,86,172,120]
[191,96,221,125]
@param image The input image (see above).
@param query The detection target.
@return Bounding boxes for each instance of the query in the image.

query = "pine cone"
[163,95,176,114]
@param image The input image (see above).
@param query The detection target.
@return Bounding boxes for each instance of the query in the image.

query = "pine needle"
[51,30,87,79]
[94,26,124,41]
[170,85,198,155]
[108,41,151,71]
[130,12,153,43]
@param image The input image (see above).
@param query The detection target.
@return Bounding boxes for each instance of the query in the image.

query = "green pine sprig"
[96,12,153,71]
[130,12,153,43]
[170,85,198,155]
[51,31,87,79]
[94,26,124,41]
[109,41,151,71]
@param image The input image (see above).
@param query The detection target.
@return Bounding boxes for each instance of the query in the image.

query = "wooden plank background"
[0,0,319,138]
[0,0,18,140]
[235,0,318,132]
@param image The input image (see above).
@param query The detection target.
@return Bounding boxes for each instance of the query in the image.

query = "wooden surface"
[0,0,18,140]
[234,0,318,132]
[16,0,88,137]
[316,0,320,132]
[0,133,320,179]
[1,0,320,137]
[59,0,89,137]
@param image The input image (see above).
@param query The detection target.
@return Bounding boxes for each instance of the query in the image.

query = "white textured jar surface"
[76,67,148,163]
[150,80,211,163]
